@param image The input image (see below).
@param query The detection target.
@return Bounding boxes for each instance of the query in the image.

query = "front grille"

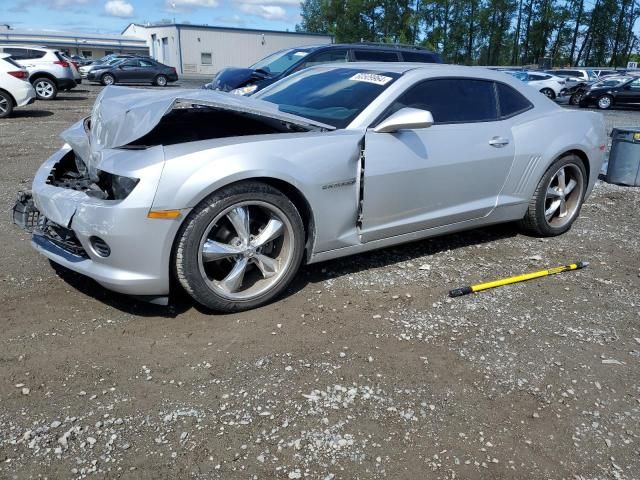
[36,218,88,258]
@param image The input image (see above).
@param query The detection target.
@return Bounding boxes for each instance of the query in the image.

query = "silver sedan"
[14,63,606,311]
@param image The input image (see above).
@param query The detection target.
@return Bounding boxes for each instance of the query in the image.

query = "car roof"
[0,44,53,51]
[284,43,438,54]
[308,62,533,80]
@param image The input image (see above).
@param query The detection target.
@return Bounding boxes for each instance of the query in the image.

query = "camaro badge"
[322,178,356,190]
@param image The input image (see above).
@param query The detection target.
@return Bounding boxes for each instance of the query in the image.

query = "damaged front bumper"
[13,145,187,299]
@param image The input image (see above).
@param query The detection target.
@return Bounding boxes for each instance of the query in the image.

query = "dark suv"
[203,43,443,95]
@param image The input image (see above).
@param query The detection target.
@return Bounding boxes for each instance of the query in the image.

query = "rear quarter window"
[496,83,533,118]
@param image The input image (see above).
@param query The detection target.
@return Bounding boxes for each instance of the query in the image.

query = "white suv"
[0,54,36,118]
[0,45,77,100]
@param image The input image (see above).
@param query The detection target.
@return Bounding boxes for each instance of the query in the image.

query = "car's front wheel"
[101,73,116,86]
[519,155,587,236]
[0,90,14,118]
[174,181,305,312]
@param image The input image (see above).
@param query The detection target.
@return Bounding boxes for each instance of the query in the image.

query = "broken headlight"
[89,171,139,200]
[231,84,258,96]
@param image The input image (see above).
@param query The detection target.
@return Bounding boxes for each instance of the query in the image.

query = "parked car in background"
[0,53,36,118]
[86,58,178,86]
[60,53,82,87]
[505,70,566,99]
[69,55,92,66]
[579,74,640,109]
[79,54,138,78]
[547,68,597,82]
[14,64,605,311]
[0,45,76,100]
[203,43,443,95]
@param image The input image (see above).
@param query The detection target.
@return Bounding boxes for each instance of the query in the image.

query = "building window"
[81,50,92,58]
[201,52,212,65]
[105,50,114,55]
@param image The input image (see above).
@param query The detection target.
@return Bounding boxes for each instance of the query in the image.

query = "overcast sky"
[3,0,302,34]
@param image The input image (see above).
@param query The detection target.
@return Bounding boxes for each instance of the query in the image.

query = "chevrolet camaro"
[13,64,606,311]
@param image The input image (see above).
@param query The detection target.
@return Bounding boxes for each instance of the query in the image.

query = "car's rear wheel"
[33,77,57,100]
[101,73,116,86]
[519,155,587,236]
[0,90,14,118]
[154,75,168,87]
[540,88,556,100]
[597,94,613,110]
[174,181,305,312]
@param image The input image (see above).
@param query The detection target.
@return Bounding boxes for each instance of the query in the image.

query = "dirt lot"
[0,83,639,480]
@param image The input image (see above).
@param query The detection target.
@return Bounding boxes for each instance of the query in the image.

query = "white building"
[0,25,148,59]
[123,23,333,77]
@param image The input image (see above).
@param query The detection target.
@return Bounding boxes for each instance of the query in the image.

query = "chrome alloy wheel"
[197,201,295,300]
[103,75,115,86]
[35,80,54,98]
[544,163,584,228]
[0,95,8,115]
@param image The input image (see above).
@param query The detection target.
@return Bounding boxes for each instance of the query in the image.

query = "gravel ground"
[0,82,639,479]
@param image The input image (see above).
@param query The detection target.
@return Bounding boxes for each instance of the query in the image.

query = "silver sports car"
[14,63,606,311]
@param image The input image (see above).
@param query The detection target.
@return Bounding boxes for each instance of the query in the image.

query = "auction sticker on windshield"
[349,73,393,85]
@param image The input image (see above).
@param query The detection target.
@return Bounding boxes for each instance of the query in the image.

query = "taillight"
[8,70,28,80]
[54,60,70,68]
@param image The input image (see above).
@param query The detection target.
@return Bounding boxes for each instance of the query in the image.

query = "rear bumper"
[13,82,37,107]
[14,146,188,297]
[58,78,77,90]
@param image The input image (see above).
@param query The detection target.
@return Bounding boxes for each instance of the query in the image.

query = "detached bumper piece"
[13,190,88,259]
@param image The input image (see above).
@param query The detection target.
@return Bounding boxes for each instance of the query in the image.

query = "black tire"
[101,73,116,86]
[540,88,556,100]
[597,94,613,110]
[570,91,583,106]
[519,154,587,237]
[32,77,58,100]
[154,74,168,87]
[0,90,14,118]
[173,181,305,312]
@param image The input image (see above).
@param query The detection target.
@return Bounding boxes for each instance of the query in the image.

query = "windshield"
[254,67,401,129]
[250,48,314,76]
[592,76,634,88]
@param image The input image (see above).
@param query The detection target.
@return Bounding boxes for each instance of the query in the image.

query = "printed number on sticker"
[349,73,393,86]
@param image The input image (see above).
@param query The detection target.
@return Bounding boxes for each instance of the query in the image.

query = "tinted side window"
[528,74,548,81]
[302,49,349,67]
[27,49,46,59]
[3,48,29,60]
[139,59,155,67]
[389,78,498,124]
[496,83,533,118]
[352,50,399,62]
[401,51,438,63]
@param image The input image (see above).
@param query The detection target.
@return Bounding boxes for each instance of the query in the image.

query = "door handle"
[489,137,510,148]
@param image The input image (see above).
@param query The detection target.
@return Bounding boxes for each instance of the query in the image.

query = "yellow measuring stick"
[449,261,589,297]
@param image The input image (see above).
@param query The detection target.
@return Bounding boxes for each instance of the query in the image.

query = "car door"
[138,59,157,82]
[616,78,640,105]
[116,59,140,83]
[359,78,515,242]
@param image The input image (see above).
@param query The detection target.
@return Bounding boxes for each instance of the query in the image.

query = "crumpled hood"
[206,67,271,92]
[60,86,335,174]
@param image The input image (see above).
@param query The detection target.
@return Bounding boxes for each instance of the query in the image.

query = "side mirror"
[374,108,434,133]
